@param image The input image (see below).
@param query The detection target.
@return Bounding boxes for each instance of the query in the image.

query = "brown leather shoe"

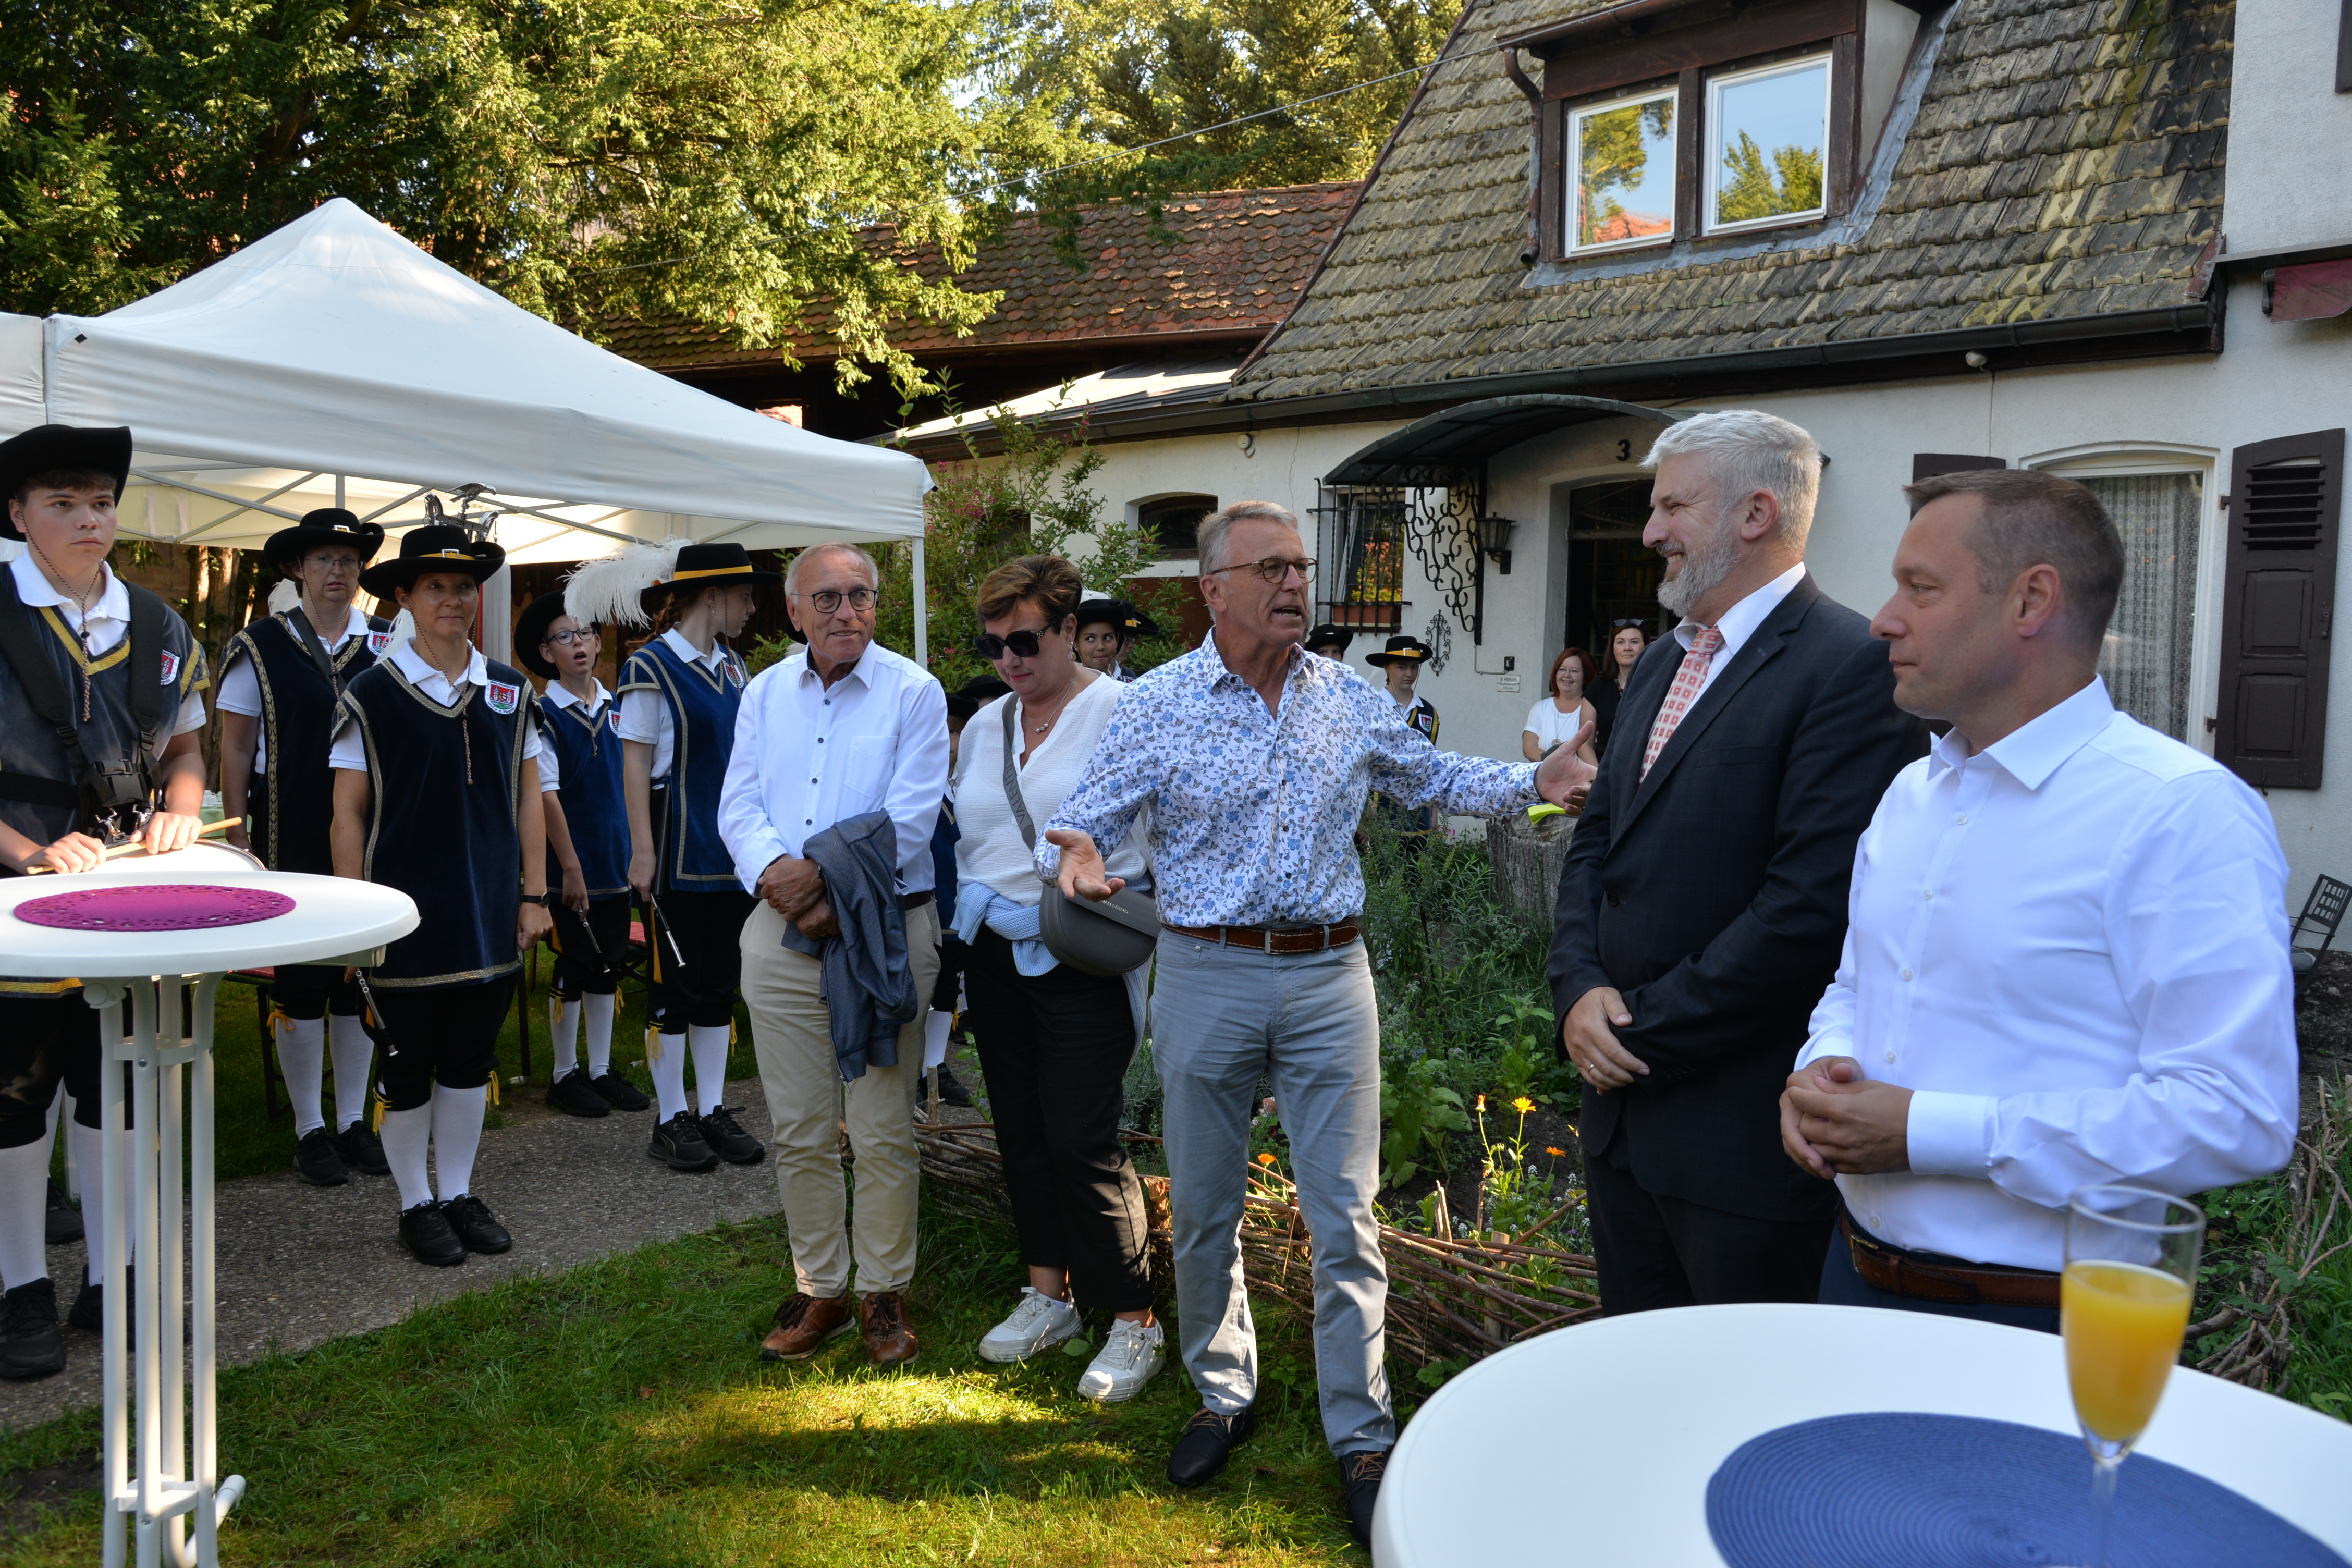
[760,1292,854,1362]
[859,1290,920,1367]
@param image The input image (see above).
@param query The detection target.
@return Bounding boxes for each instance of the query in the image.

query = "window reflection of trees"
[1716,131,1822,224]
[1575,95,1674,248]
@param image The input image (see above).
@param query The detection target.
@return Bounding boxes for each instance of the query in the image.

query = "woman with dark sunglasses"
[948,554,1162,1403]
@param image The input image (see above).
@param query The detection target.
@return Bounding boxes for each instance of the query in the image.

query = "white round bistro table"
[2,846,415,1568]
[1372,1302,2352,1567]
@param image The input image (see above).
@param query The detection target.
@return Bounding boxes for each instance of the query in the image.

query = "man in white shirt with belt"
[718,543,947,1368]
[1783,467,2298,1331]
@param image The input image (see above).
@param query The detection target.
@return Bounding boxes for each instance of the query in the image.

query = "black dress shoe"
[66,1269,133,1341]
[1167,1404,1256,1487]
[649,1110,719,1171]
[295,1128,349,1186]
[698,1105,764,1165]
[45,1176,83,1245]
[933,1064,974,1109]
[333,1122,391,1176]
[0,1279,65,1380]
[440,1194,512,1254]
[1338,1448,1389,1548]
[592,1071,652,1112]
[398,1202,467,1267]
[547,1068,611,1118]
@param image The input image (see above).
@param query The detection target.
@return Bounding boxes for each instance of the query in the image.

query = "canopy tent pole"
[335,475,345,509]
[911,535,928,671]
[480,567,513,665]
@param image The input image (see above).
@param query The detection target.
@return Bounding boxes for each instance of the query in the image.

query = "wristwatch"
[524,891,552,908]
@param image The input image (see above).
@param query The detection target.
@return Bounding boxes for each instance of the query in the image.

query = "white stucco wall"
[1076,274,2352,905]
[2221,0,2352,255]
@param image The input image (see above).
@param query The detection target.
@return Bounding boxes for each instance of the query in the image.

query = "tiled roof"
[1232,0,2228,403]
[603,183,1361,373]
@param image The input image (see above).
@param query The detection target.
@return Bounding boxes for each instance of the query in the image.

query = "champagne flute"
[2062,1184,2207,1568]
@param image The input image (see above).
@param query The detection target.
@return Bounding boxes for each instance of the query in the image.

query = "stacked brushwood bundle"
[912,1120,1603,1370]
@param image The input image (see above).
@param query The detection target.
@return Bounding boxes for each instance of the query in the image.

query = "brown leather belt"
[1840,1208,2060,1310]
[901,890,934,912]
[1165,918,1361,954]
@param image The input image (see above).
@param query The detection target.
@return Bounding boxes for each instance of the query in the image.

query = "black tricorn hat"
[1074,597,1160,640]
[1364,634,1435,667]
[357,523,506,597]
[513,590,589,680]
[0,424,132,541]
[640,542,781,614]
[260,508,386,574]
[1305,622,1353,655]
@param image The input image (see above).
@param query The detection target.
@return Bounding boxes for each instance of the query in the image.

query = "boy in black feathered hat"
[0,425,211,1380]
[327,523,554,1268]
[514,589,648,1120]
[217,508,395,1189]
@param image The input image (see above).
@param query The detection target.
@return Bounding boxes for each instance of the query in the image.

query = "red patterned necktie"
[1641,626,1726,780]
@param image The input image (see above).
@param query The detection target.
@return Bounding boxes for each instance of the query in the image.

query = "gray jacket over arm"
[775,810,920,1081]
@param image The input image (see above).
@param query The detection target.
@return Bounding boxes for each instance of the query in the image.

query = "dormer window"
[1509,0,1926,265]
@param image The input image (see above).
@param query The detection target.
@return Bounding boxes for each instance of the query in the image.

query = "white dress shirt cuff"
[1905,1090,1998,1179]
[733,828,792,895]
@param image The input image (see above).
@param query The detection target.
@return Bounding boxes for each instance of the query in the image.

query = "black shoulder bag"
[998,696,1159,976]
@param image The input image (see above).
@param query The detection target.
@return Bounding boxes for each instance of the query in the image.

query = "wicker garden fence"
[914,1119,1602,1370]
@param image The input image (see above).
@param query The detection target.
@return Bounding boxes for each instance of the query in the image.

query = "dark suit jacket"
[1548,573,1928,1222]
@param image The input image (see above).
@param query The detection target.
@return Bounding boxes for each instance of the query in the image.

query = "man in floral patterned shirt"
[1043,500,1594,1545]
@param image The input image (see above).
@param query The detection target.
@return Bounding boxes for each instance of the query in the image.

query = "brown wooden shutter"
[2216,429,2346,789]
[1910,454,2006,482]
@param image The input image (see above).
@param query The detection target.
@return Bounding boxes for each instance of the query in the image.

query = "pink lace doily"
[14,884,297,932]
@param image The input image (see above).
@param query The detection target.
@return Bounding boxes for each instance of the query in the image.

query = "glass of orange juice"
[2062,1184,2206,1568]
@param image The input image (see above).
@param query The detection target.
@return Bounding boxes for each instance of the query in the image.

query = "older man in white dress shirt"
[1782,467,2298,1332]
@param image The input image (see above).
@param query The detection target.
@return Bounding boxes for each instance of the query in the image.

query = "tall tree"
[0,0,1054,394]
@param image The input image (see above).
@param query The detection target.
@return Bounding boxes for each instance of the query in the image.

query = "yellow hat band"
[669,565,753,582]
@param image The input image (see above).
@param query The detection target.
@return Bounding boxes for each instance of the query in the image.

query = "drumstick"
[24,817,245,874]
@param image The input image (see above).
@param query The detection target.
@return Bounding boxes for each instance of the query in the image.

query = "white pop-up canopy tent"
[0,198,934,660]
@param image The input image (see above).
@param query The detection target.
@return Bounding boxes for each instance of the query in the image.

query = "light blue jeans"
[1152,931,1393,1456]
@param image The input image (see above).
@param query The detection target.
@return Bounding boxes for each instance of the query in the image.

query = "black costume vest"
[334,653,532,989]
[223,611,390,875]
[537,689,629,898]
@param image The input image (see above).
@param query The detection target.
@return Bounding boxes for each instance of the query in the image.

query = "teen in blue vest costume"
[328,524,554,1268]
[218,510,396,1186]
[603,542,777,1172]
[514,590,648,1119]
[0,425,210,1381]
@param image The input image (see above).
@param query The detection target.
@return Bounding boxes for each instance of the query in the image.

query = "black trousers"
[269,963,360,1020]
[373,976,517,1112]
[549,896,632,998]
[0,994,108,1147]
[965,930,1153,1313]
[1585,1148,1833,1314]
[1816,1221,2060,1334]
[645,888,753,1031]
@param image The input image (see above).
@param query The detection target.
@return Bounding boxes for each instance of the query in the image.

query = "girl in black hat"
[218,509,394,1187]
[327,524,553,1267]
[1073,597,1158,682]
[1365,635,1441,835]
[575,542,777,1173]
[514,590,647,1119]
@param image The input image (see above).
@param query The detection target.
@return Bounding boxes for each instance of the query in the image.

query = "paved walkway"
[1,1076,797,1434]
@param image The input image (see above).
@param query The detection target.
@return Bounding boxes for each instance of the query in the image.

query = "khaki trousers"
[740,897,939,1297]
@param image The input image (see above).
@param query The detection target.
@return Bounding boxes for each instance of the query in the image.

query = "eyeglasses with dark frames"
[544,627,601,647]
[797,585,879,614]
[1207,556,1316,585]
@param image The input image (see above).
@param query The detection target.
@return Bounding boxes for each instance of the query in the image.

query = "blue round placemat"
[1705,1412,2345,1567]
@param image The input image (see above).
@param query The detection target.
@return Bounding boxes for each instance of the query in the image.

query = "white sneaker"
[977,1287,1081,1363]
[1076,1317,1165,1403]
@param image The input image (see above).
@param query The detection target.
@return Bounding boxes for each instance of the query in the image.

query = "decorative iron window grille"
[1312,472,1491,642]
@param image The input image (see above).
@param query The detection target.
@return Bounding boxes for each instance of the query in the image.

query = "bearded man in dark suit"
[1549,411,1928,1313]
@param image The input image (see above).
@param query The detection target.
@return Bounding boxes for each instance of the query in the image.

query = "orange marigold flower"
[1256,1152,1276,1167]
[1511,1096,1536,1114]
[1475,1094,1487,1112]
[1545,1146,1569,1158]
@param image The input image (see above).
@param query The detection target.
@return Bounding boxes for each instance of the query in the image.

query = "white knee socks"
[431,1084,487,1201]
[688,1024,731,1116]
[275,1015,328,1136]
[650,1032,689,1120]
[550,998,582,1080]
[381,1106,433,1211]
[584,993,617,1079]
[328,1015,373,1134]
[0,1132,52,1291]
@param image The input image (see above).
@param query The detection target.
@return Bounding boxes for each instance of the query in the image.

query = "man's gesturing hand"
[1560,986,1648,1092]
[1780,1055,1912,1177]
[1534,716,1599,813]
[1047,828,1123,901]
[756,854,825,920]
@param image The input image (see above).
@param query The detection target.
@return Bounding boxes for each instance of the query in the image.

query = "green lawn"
[1,1205,1365,1567]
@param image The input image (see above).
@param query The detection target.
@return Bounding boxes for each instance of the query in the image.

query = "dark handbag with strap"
[998,696,1158,976]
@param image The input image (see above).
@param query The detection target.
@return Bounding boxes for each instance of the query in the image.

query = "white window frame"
[2024,442,2224,756]
[1703,53,1833,237]
[1565,86,1679,256]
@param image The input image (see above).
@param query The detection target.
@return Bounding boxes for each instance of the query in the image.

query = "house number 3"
[1615,439,1632,461]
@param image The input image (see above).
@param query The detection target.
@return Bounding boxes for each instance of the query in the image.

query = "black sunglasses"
[975,628,1048,662]
[1611,619,1648,630]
